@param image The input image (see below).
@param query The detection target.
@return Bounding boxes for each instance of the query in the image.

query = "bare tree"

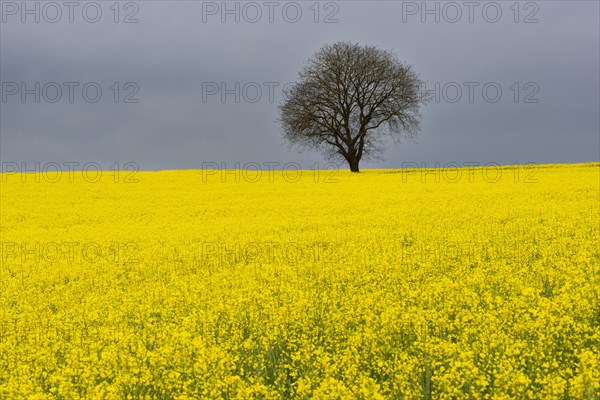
[279,42,429,172]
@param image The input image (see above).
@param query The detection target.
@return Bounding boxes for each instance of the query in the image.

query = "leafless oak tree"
[279,42,429,172]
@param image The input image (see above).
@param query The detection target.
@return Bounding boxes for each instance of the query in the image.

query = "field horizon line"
[1,160,598,175]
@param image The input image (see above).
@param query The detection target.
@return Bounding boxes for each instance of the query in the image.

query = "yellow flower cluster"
[0,163,598,399]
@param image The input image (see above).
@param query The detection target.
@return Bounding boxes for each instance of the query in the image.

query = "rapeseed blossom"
[0,163,598,398]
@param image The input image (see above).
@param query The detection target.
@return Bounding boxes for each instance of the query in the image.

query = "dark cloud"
[1,1,598,170]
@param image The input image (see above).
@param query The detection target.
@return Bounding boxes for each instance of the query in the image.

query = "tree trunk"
[347,154,360,173]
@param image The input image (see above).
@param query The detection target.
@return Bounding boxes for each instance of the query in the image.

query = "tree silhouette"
[279,42,429,172]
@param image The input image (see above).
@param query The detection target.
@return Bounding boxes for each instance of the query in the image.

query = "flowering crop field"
[0,163,599,399]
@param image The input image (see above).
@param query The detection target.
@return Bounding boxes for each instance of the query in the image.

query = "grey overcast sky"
[1,0,598,170]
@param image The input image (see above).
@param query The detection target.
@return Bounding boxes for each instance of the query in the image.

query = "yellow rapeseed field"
[0,162,598,399]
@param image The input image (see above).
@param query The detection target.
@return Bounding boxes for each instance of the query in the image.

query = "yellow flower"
[0,162,598,398]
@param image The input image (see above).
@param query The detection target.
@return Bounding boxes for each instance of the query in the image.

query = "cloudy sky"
[1,0,598,170]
